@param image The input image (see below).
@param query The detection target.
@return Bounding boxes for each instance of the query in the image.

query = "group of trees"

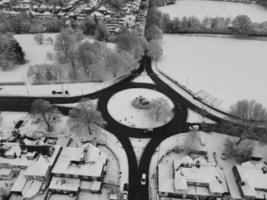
[30,99,105,136]
[0,33,25,71]
[222,100,267,162]
[159,13,267,35]
[28,28,138,83]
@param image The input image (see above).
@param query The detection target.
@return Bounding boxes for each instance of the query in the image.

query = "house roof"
[11,170,27,192]
[52,144,107,178]
[235,163,267,197]
[49,177,80,192]
[24,155,50,177]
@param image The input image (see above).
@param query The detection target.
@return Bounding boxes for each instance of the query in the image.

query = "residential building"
[52,143,107,181]
[232,161,267,200]
[158,156,228,199]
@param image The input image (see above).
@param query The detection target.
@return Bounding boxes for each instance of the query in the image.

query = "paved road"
[96,54,189,200]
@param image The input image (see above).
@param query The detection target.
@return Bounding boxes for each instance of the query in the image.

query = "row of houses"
[0,140,108,199]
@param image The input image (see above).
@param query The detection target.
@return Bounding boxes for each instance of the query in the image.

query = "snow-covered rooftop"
[158,156,228,196]
[234,162,267,198]
[49,177,80,192]
[24,155,50,177]
[11,170,27,192]
[52,143,107,178]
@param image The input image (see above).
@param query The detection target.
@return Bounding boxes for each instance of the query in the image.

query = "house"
[232,162,267,200]
[52,143,107,181]
[158,156,228,199]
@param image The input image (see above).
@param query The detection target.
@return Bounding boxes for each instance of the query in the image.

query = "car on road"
[123,192,128,200]
[140,173,147,185]
[123,183,128,200]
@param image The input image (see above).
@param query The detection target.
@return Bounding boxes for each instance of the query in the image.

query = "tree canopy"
[68,99,106,135]
[0,33,25,71]
[31,99,60,132]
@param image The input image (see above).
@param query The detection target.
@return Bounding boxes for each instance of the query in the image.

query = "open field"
[159,0,267,22]
[157,34,267,110]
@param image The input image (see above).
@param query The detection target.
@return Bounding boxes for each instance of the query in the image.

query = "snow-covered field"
[107,88,174,129]
[159,0,267,22]
[0,33,115,83]
[157,34,267,110]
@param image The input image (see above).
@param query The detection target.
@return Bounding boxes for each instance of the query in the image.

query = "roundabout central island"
[107,88,175,129]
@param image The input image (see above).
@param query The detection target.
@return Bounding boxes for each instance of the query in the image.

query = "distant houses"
[0,0,148,41]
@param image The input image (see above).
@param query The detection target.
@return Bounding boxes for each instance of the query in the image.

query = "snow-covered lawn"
[159,0,267,22]
[0,33,116,83]
[157,34,267,110]
[0,34,56,83]
[107,88,174,129]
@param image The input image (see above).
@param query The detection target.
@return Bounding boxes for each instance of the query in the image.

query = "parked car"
[140,173,146,185]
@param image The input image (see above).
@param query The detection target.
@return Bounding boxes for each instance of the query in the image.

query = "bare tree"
[68,99,106,135]
[54,28,84,80]
[148,97,173,122]
[183,130,201,153]
[223,137,254,163]
[147,39,163,62]
[34,33,44,45]
[31,99,60,132]
[232,15,252,34]
[224,100,267,145]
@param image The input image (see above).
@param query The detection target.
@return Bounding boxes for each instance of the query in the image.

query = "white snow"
[157,34,267,110]
[159,0,267,22]
[0,112,28,136]
[129,137,151,165]
[131,72,155,84]
[107,88,174,129]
